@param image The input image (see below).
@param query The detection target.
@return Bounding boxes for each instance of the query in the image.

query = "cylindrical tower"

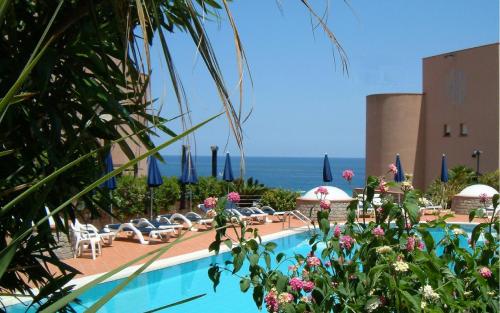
[366,93,424,188]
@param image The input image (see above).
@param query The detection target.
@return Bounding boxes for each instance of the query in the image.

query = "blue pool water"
[9,224,477,313]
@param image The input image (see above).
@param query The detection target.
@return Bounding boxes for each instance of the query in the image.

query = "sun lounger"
[106,222,174,244]
[237,208,268,224]
[260,206,289,222]
[132,218,184,235]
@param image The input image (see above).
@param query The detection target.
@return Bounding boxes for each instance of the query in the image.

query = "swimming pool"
[8,223,478,313]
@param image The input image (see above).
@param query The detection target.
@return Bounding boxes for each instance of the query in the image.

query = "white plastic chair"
[69,221,102,259]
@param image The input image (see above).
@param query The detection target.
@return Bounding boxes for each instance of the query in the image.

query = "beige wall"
[366,94,424,185]
[422,43,499,187]
[366,43,499,191]
[111,115,148,177]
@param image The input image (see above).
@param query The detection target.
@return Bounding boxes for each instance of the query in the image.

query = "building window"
[460,123,468,136]
[443,124,451,137]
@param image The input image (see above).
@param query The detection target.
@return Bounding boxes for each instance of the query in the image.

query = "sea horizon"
[157,155,365,194]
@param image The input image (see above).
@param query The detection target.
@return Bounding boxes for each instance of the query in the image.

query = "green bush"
[210,178,500,313]
[426,166,499,209]
[151,176,181,213]
[479,169,499,191]
[114,175,147,219]
[261,188,300,211]
[191,176,224,204]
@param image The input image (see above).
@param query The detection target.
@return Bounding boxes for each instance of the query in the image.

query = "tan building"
[366,43,499,190]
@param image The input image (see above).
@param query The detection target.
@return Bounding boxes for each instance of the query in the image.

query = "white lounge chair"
[106,222,174,245]
[237,208,268,224]
[260,206,289,222]
[133,218,184,236]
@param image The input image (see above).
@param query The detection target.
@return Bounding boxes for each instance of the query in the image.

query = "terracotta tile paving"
[64,214,486,278]
[64,219,306,277]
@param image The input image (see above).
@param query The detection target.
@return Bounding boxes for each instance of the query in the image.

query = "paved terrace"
[64,214,489,278]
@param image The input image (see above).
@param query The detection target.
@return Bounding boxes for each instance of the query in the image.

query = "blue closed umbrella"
[181,151,198,184]
[101,152,117,190]
[101,152,116,222]
[440,154,449,183]
[322,153,332,183]
[147,156,163,187]
[180,150,197,210]
[394,154,405,182]
[147,156,163,220]
[222,152,234,182]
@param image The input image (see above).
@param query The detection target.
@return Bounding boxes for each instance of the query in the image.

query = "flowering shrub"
[208,176,500,312]
[203,196,218,209]
[227,191,241,203]
[342,169,354,183]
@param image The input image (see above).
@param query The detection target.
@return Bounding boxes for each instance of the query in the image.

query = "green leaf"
[240,278,250,292]
[418,227,435,252]
[276,274,288,292]
[224,239,233,250]
[0,242,17,280]
[493,194,499,209]
[265,242,277,252]
[143,294,206,313]
[252,285,264,309]
[399,289,421,312]
[471,223,488,245]
[320,218,330,236]
[209,240,220,253]
[469,209,477,222]
[208,266,221,291]
[264,252,271,270]
[233,251,245,273]
[276,252,285,263]
[249,253,259,266]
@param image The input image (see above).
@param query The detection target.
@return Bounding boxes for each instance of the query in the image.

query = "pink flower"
[227,192,240,203]
[378,178,389,193]
[289,277,303,291]
[324,261,331,267]
[417,240,425,251]
[264,288,279,312]
[388,163,398,174]
[314,186,329,195]
[320,200,331,210]
[479,193,488,204]
[302,281,315,292]
[203,197,218,209]
[288,265,298,272]
[340,235,355,251]
[342,169,354,183]
[406,236,415,252]
[307,256,321,267]
[372,226,385,238]
[376,207,383,214]
[334,225,341,238]
[479,267,492,278]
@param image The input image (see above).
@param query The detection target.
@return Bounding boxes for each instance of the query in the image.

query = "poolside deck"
[64,214,487,278]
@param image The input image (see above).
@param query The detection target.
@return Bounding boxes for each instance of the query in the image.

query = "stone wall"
[295,198,352,222]
[52,232,74,260]
[451,196,493,215]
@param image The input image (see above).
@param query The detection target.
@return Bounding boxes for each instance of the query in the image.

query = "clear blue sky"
[149,0,499,158]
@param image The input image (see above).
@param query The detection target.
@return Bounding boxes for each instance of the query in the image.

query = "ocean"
[157,155,365,194]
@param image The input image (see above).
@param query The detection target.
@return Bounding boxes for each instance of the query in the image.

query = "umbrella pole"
[110,190,114,224]
[150,187,154,221]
